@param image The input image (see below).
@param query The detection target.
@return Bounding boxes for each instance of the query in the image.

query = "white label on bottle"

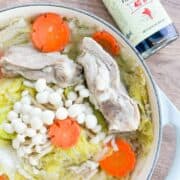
[103,0,172,46]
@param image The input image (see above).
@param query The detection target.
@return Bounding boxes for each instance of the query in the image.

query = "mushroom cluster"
[3,90,53,167]
[3,78,105,167]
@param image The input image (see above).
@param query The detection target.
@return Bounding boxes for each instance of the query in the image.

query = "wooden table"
[0,0,179,179]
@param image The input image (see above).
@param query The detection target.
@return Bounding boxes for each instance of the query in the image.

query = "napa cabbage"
[39,132,101,179]
[63,18,98,59]
[117,51,153,155]
[0,18,30,49]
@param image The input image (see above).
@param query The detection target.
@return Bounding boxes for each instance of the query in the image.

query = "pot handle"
[156,86,180,180]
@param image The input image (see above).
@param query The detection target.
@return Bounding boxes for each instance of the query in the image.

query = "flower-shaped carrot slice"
[48,118,80,149]
[32,13,70,52]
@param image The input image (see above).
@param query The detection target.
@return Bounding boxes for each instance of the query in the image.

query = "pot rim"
[0,3,162,179]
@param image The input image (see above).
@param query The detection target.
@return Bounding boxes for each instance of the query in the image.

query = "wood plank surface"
[0,0,179,179]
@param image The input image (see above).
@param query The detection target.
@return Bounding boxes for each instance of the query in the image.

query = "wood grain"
[0,0,179,179]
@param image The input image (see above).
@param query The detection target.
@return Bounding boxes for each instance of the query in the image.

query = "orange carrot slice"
[0,174,9,180]
[99,138,136,177]
[92,30,120,56]
[48,118,81,149]
[32,13,70,52]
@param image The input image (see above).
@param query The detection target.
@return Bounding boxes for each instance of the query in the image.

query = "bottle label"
[103,0,172,46]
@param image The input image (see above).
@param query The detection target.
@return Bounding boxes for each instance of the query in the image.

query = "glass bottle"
[102,0,179,59]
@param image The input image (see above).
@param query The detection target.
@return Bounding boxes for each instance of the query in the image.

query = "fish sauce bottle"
[102,0,178,59]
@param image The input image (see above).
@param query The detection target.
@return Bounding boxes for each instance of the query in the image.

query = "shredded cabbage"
[0,18,30,49]
[0,129,16,140]
[0,106,11,124]
[90,104,108,132]
[0,139,11,146]
[14,172,26,180]
[39,132,101,179]
[64,18,98,59]
[117,52,153,155]
[137,119,153,155]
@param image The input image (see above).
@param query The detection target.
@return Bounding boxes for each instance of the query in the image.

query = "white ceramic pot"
[0,3,179,180]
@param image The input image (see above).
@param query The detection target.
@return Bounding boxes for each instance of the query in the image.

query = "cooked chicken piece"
[0,44,82,88]
[77,37,140,132]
